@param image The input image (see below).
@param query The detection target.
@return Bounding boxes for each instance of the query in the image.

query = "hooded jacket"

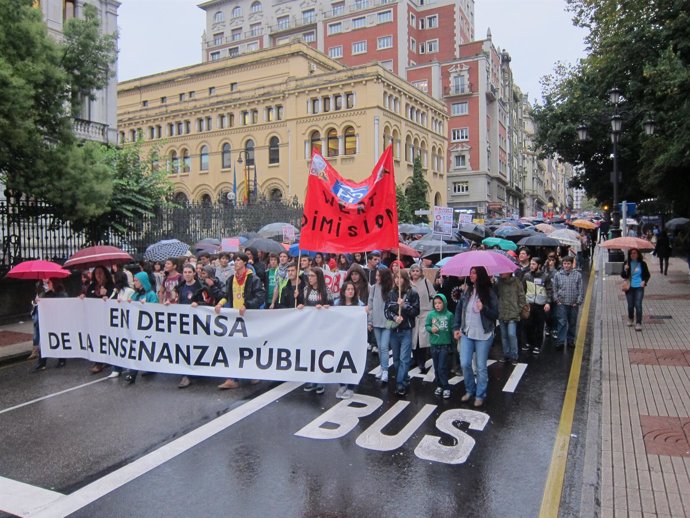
[383,285,420,330]
[523,269,552,306]
[425,294,454,346]
[131,272,159,303]
[220,269,265,309]
[496,275,526,321]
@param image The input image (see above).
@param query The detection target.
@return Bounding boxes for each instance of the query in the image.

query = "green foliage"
[404,156,430,223]
[395,184,414,223]
[533,0,690,214]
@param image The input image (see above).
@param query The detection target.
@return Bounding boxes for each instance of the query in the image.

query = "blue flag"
[232,164,237,205]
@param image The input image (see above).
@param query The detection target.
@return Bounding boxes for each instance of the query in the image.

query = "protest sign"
[39,299,367,384]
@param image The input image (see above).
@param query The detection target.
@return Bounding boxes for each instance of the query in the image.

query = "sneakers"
[532,346,541,356]
[303,383,316,392]
[396,386,406,396]
[315,385,325,395]
[627,319,634,327]
[498,357,508,363]
[442,389,451,399]
[461,393,472,402]
[380,371,389,384]
[371,346,379,355]
[473,398,484,407]
[218,379,239,390]
[107,371,120,379]
[521,343,531,352]
[635,323,642,332]
[544,328,550,337]
[375,370,382,380]
[510,358,519,366]
[336,386,347,398]
[178,376,191,389]
[434,387,443,396]
[341,389,354,399]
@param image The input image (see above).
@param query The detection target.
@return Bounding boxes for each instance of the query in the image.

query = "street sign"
[414,209,431,216]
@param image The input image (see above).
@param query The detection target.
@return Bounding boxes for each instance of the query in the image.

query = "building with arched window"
[118,42,448,206]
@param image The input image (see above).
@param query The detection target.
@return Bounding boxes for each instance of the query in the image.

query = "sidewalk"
[596,255,690,517]
[0,319,34,364]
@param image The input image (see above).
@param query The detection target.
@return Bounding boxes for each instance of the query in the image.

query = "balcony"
[268,15,317,34]
[206,28,264,47]
[323,0,395,19]
[72,118,108,143]
[443,83,472,97]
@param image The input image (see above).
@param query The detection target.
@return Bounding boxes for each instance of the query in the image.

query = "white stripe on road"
[0,377,110,415]
[26,381,301,518]
[502,363,528,393]
[0,477,64,517]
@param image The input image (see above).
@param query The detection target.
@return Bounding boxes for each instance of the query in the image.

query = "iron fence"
[0,197,303,276]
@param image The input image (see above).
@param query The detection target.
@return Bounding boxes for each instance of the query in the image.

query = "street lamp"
[576,87,655,240]
[236,149,258,204]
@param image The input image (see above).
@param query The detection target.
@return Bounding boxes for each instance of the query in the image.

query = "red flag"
[300,146,399,253]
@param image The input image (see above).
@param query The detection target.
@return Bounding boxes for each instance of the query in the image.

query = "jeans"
[499,320,518,360]
[459,334,493,399]
[389,328,412,390]
[556,303,579,346]
[658,257,669,275]
[431,345,452,390]
[373,327,391,372]
[527,304,547,349]
[625,287,644,324]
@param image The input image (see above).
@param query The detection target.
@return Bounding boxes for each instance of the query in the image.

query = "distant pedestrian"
[552,256,583,350]
[620,248,650,332]
[425,294,454,399]
[654,231,672,276]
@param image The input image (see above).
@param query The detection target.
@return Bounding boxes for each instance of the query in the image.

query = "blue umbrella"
[288,243,316,257]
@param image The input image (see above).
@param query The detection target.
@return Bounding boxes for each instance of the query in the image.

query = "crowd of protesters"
[32,233,665,408]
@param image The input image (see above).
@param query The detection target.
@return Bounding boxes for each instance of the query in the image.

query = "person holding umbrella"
[452,266,499,407]
[620,248,650,331]
[32,278,69,371]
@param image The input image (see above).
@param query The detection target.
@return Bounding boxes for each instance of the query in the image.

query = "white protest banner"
[39,299,367,384]
[432,206,454,236]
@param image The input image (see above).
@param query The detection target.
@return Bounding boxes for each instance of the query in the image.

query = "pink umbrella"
[7,260,71,280]
[600,237,654,251]
[440,250,519,277]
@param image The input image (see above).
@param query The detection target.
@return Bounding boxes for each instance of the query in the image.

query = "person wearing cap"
[551,256,584,350]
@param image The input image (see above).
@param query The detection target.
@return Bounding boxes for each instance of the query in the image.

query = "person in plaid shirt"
[552,256,584,350]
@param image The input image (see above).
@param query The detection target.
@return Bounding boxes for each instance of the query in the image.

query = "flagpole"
[296,250,302,308]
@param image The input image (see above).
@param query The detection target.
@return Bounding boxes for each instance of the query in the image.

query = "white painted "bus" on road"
[295,395,489,465]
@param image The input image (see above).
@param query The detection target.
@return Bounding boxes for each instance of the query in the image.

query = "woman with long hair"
[621,248,650,331]
[335,280,364,399]
[368,268,393,383]
[384,269,420,396]
[33,278,68,371]
[298,267,333,394]
[409,264,435,373]
[345,263,369,305]
[453,266,499,407]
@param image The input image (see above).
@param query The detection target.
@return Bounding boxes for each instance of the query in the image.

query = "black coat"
[223,271,265,309]
[620,260,651,284]
[384,287,420,330]
[278,279,305,308]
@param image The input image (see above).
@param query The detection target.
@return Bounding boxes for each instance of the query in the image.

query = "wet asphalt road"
[0,273,592,518]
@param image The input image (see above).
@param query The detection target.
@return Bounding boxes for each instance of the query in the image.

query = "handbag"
[621,280,630,292]
[520,304,531,320]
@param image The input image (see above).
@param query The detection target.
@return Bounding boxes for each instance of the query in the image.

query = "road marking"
[0,476,64,517]
[539,254,597,518]
[502,363,527,393]
[0,377,110,415]
[24,381,301,518]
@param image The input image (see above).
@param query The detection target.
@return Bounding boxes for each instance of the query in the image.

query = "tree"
[403,156,431,223]
[395,184,414,223]
[0,0,118,221]
[532,0,690,214]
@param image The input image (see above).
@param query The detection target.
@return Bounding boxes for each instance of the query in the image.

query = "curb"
[0,342,33,368]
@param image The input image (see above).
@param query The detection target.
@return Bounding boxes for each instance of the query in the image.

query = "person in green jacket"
[425,294,454,399]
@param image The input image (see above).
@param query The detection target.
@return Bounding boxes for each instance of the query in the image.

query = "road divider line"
[539,254,597,518]
[27,381,301,518]
[502,363,527,393]
[0,476,64,517]
[0,377,110,415]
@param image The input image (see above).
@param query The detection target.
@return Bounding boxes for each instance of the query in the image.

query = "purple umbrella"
[440,250,519,277]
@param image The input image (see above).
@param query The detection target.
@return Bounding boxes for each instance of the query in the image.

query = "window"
[409,38,416,51]
[182,149,191,173]
[209,87,216,96]
[231,28,242,41]
[454,155,467,168]
[302,9,316,23]
[232,6,241,17]
[250,23,261,36]
[168,123,174,136]
[155,125,162,138]
[276,105,283,120]
[310,131,322,154]
[332,1,344,15]
[266,107,274,121]
[380,60,393,71]
[328,22,342,34]
[327,128,339,157]
[206,116,212,130]
[328,46,343,59]
[161,96,167,104]
[200,146,209,171]
[230,82,238,92]
[142,100,148,107]
[451,128,469,141]
[251,109,258,124]
[303,31,316,43]
[451,74,468,94]
[277,15,290,29]
[176,122,183,135]
[453,181,469,194]
[184,120,190,134]
[334,95,343,110]
[247,41,259,51]
[352,16,366,29]
[451,102,469,115]
[189,91,195,99]
[196,118,204,132]
[214,11,224,23]
[179,93,186,102]
[409,13,416,26]
[211,51,221,61]
[250,1,262,13]
[412,80,428,93]
[229,47,239,57]
[343,126,356,155]
[377,10,392,23]
[213,32,223,45]
[269,136,280,164]
[352,41,367,54]
[244,140,255,166]
[323,96,331,112]
[377,35,393,49]
[222,143,232,168]
[426,15,438,28]
[346,92,354,108]
[426,39,438,53]
[310,98,320,113]
[170,151,179,174]
[354,0,368,9]
[219,114,226,129]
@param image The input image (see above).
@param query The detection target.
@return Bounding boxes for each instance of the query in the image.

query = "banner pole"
[397,246,402,317]
[296,250,302,308]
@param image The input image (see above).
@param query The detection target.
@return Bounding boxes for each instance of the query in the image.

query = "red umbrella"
[384,243,421,258]
[64,245,133,269]
[7,260,71,280]
[600,237,654,251]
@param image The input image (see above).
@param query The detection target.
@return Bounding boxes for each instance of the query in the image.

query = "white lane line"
[502,363,528,393]
[0,476,64,517]
[26,381,301,518]
[0,377,110,415]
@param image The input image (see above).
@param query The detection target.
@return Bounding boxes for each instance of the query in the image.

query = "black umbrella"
[665,217,690,230]
[457,223,488,243]
[398,223,420,234]
[411,240,466,257]
[243,237,285,254]
[494,227,534,242]
[517,234,560,248]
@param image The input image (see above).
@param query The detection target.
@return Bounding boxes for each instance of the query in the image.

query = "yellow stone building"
[117,42,448,206]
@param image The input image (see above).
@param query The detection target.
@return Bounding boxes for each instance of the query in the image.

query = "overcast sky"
[117,0,588,105]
